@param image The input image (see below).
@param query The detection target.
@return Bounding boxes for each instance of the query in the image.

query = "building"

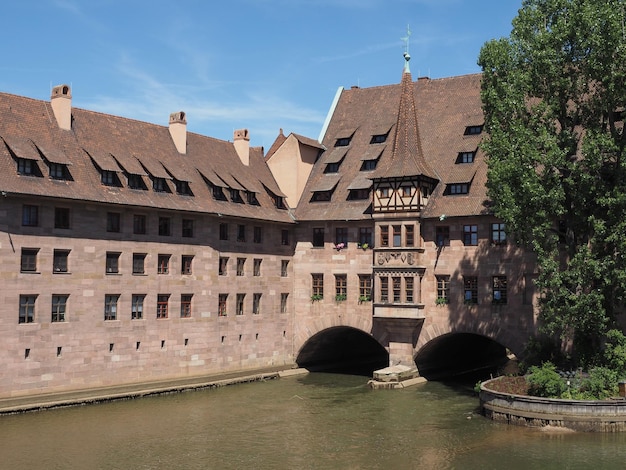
[0,54,537,399]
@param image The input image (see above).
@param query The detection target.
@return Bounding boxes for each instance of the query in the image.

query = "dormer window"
[175,180,192,196]
[446,183,469,195]
[325,162,341,173]
[247,191,259,205]
[17,158,34,175]
[348,189,370,200]
[128,173,146,190]
[230,188,243,203]
[360,159,378,171]
[153,177,167,192]
[101,170,117,186]
[457,151,476,163]
[211,184,226,200]
[311,190,332,202]
[335,137,351,147]
[49,162,68,180]
[464,125,483,135]
[370,134,388,144]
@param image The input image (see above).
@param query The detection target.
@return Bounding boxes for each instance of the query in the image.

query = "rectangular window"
[158,254,170,274]
[361,159,377,171]
[405,225,415,247]
[464,276,478,304]
[405,277,414,303]
[380,276,389,303]
[128,174,144,190]
[312,274,324,298]
[131,294,145,320]
[22,205,38,227]
[252,293,262,315]
[219,257,229,276]
[54,207,70,229]
[21,248,38,272]
[237,257,246,276]
[176,180,191,196]
[157,294,169,319]
[379,187,390,198]
[180,294,192,318]
[392,277,401,302]
[359,275,372,301]
[313,228,325,247]
[253,258,262,276]
[335,274,347,300]
[465,125,483,135]
[218,294,228,316]
[278,293,288,314]
[106,252,120,274]
[182,219,194,238]
[219,223,229,240]
[359,227,372,247]
[491,223,507,245]
[17,158,34,175]
[133,214,146,235]
[51,294,68,322]
[463,225,478,246]
[448,183,469,195]
[133,253,146,274]
[158,217,171,236]
[493,276,507,304]
[101,170,116,186]
[253,226,262,243]
[236,293,245,315]
[153,177,166,192]
[181,255,193,275]
[237,224,246,242]
[347,188,370,200]
[436,226,450,247]
[401,186,413,197]
[53,249,69,273]
[104,294,119,321]
[281,260,289,277]
[380,225,389,247]
[458,151,476,163]
[107,212,121,232]
[393,225,402,247]
[49,163,65,179]
[436,275,450,303]
[335,227,348,247]
[281,229,290,246]
[19,295,36,324]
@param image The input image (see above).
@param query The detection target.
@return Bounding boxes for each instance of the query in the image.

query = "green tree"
[479,0,626,367]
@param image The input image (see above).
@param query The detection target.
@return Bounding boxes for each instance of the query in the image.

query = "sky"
[1,0,521,149]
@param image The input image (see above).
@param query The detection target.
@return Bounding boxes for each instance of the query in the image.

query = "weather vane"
[401,25,411,57]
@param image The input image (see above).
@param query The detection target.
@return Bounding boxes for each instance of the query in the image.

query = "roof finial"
[401,24,411,73]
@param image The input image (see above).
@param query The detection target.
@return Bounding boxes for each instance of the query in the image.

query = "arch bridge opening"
[296,326,389,376]
[415,333,509,380]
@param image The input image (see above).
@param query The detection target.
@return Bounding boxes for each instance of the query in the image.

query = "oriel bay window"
[380,277,389,303]
[405,225,415,247]
[380,225,389,247]
[392,276,401,302]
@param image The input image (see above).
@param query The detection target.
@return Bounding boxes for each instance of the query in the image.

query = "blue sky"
[1,0,521,148]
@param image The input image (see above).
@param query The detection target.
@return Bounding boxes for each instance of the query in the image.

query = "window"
[107,212,121,232]
[104,294,119,321]
[22,205,38,227]
[106,252,120,274]
[218,294,228,316]
[131,294,145,320]
[247,191,259,205]
[464,277,478,304]
[313,228,325,247]
[359,227,372,247]
[158,217,171,236]
[392,277,401,302]
[176,180,192,196]
[158,254,170,274]
[359,275,372,301]
[281,229,290,246]
[335,274,347,300]
[252,293,261,315]
[153,177,167,192]
[253,258,262,276]
[463,225,478,246]
[20,248,38,272]
[54,207,70,229]
[335,227,348,247]
[229,189,242,203]
[325,162,340,173]
[436,276,450,303]
[457,151,476,163]
[360,159,378,171]
[53,249,69,273]
[49,162,66,179]
[181,294,192,318]
[157,294,169,319]
[181,255,193,275]
[335,136,351,147]
[436,226,450,247]
[212,184,226,200]
[281,260,289,277]
[101,170,116,186]
[236,293,245,315]
[236,258,246,276]
[380,225,389,247]
[493,276,507,304]
[405,225,415,247]
[219,223,229,240]
[491,223,507,245]
[133,214,146,235]
[380,277,389,303]
[370,133,388,144]
[311,190,332,202]
[19,295,36,324]
[405,277,414,303]
[253,226,262,244]
[51,294,68,322]
[219,257,229,276]
[379,187,390,198]
[237,224,246,242]
[128,174,145,190]
[17,158,34,175]
[401,186,413,197]
[182,219,194,238]
[348,188,370,200]
[312,274,324,298]
[280,293,288,313]
[464,125,483,135]
[133,253,146,274]
[447,183,469,195]
[393,225,402,247]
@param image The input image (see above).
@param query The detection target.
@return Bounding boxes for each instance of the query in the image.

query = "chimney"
[169,111,187,154]
[233,129,250,166]
[50,84,72,131]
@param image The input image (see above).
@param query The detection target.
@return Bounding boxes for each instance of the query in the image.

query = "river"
[2,373,626,469]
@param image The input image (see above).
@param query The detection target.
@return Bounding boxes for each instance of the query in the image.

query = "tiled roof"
[295,72,490,221]
[0,91,293,224]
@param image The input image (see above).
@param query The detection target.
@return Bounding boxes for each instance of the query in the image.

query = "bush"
[601,329,626,376]
[526,362,568,398]
[578,367,619,400]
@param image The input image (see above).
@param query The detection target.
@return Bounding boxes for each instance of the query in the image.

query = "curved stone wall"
[480,378,626,432]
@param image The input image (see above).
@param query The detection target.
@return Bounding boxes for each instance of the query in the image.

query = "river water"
[2,373,626,469]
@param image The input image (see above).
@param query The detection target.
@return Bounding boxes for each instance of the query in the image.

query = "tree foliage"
[479,0,626,366]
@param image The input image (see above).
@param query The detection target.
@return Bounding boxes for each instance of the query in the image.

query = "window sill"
[20,271,41,274]
[53,271,71,275]
[132,273,147,276]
